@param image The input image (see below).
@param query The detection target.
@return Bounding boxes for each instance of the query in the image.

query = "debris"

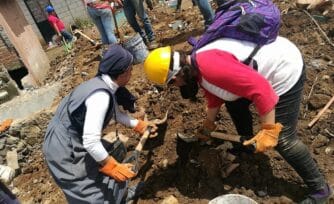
[308,95,334,127]
[176,132,198,143]
[296,0,333,14]
[303,10,334,48]
[168,20,187,30]
[0,119,13,133]
[257,190,268,197]
[325,147,334,155]
[160,195,179,204]
[71,26,97,45]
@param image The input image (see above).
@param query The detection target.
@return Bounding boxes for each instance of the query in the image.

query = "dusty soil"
[10,0,334,203]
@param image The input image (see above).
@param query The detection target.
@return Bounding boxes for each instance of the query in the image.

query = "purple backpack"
[189,0,280,53]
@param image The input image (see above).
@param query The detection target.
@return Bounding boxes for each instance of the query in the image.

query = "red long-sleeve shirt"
[194,37,303,116]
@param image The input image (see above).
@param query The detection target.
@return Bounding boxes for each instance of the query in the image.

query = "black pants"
[225,69,326,192]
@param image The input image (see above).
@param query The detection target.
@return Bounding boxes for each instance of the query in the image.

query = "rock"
[0,138,5,149]
[161,159,168,169]
[321,75,330,80]
[160,195,179,204]
[308,94,332,110]
[312,134,329,148]
[21,75,38,90]
[6,135,20,145]
[6,150,19,170]
[21,125,41,145]
[16,141,26,152]
[0,149,7,157]
[223,184,232,191]
[11,187,20,196]
[257,190,267,197]
[325,147,334,155]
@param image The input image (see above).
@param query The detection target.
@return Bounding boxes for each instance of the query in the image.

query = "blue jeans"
[61,30,73,42]
[123,0,155,42]
[194,0,214,28]
[87,7,117,44]
[225,67,326,193]
[176,0,213,28]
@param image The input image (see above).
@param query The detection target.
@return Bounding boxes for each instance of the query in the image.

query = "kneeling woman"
[43,45,156,204]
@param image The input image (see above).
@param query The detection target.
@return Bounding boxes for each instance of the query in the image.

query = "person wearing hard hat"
[45,5,74,43]
[143,37,332,203]
[43,45,157,204]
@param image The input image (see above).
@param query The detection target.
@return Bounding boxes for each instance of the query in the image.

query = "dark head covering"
[98,44,134,77]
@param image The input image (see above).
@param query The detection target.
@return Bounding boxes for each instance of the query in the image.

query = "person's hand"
[243,123,283,153]
[196,119,217,141]
[99,157,136,182]
[134,120,158,136]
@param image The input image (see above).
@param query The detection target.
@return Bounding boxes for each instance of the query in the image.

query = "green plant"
[73,18,94,30]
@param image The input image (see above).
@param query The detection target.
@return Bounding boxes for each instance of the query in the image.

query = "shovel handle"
[210,132,242,143]
[135,127,151,152]
[111,9,123,42]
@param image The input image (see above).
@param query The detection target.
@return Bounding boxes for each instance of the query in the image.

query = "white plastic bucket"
[209,194,258,204]
[123,33,149,65]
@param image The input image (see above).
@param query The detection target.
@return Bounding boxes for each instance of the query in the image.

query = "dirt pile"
[3,0,334,203]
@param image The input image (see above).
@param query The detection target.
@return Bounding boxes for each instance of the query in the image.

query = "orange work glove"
[99,157,136,182]
[243,123,283,153]
[133,120,157,135]
[196,119,217,141]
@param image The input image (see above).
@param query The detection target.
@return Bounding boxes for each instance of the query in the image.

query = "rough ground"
[6,0,334,203]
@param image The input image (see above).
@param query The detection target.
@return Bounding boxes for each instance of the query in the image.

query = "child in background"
[46,5,74,43]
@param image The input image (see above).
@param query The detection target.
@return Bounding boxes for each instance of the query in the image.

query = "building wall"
[50,0,88,27]
[0,26,23,71]
[17,0,43,41]
[0,0,50,86]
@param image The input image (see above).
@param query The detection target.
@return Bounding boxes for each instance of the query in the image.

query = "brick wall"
[0,26,23,71]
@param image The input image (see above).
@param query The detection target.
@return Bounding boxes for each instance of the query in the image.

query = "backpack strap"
[191,44,261,71]
[242,44,261,69]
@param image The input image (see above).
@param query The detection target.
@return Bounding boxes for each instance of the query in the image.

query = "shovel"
[111,9,124,42]
[177,131,256,150]
[71,25,97,46]
[123,111,169,172]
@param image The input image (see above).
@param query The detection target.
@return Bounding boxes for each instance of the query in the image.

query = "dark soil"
[11,0,334,203]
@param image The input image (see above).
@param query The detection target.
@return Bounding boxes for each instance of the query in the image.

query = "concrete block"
[6,150,19,170]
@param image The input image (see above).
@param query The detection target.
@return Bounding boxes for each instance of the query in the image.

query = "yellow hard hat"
[144,46,172,85]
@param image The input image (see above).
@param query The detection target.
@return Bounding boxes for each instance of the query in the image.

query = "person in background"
[123,0,159,49]
[176,0,214,29]
[43,45,158,203]
[143,36,333,203]
[81,0,120,48]
[46,5,74,43]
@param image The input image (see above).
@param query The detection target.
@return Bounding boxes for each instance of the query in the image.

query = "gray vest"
[54,77,114,136]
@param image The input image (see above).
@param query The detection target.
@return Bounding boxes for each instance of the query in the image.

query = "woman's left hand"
[243,123,283,153]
